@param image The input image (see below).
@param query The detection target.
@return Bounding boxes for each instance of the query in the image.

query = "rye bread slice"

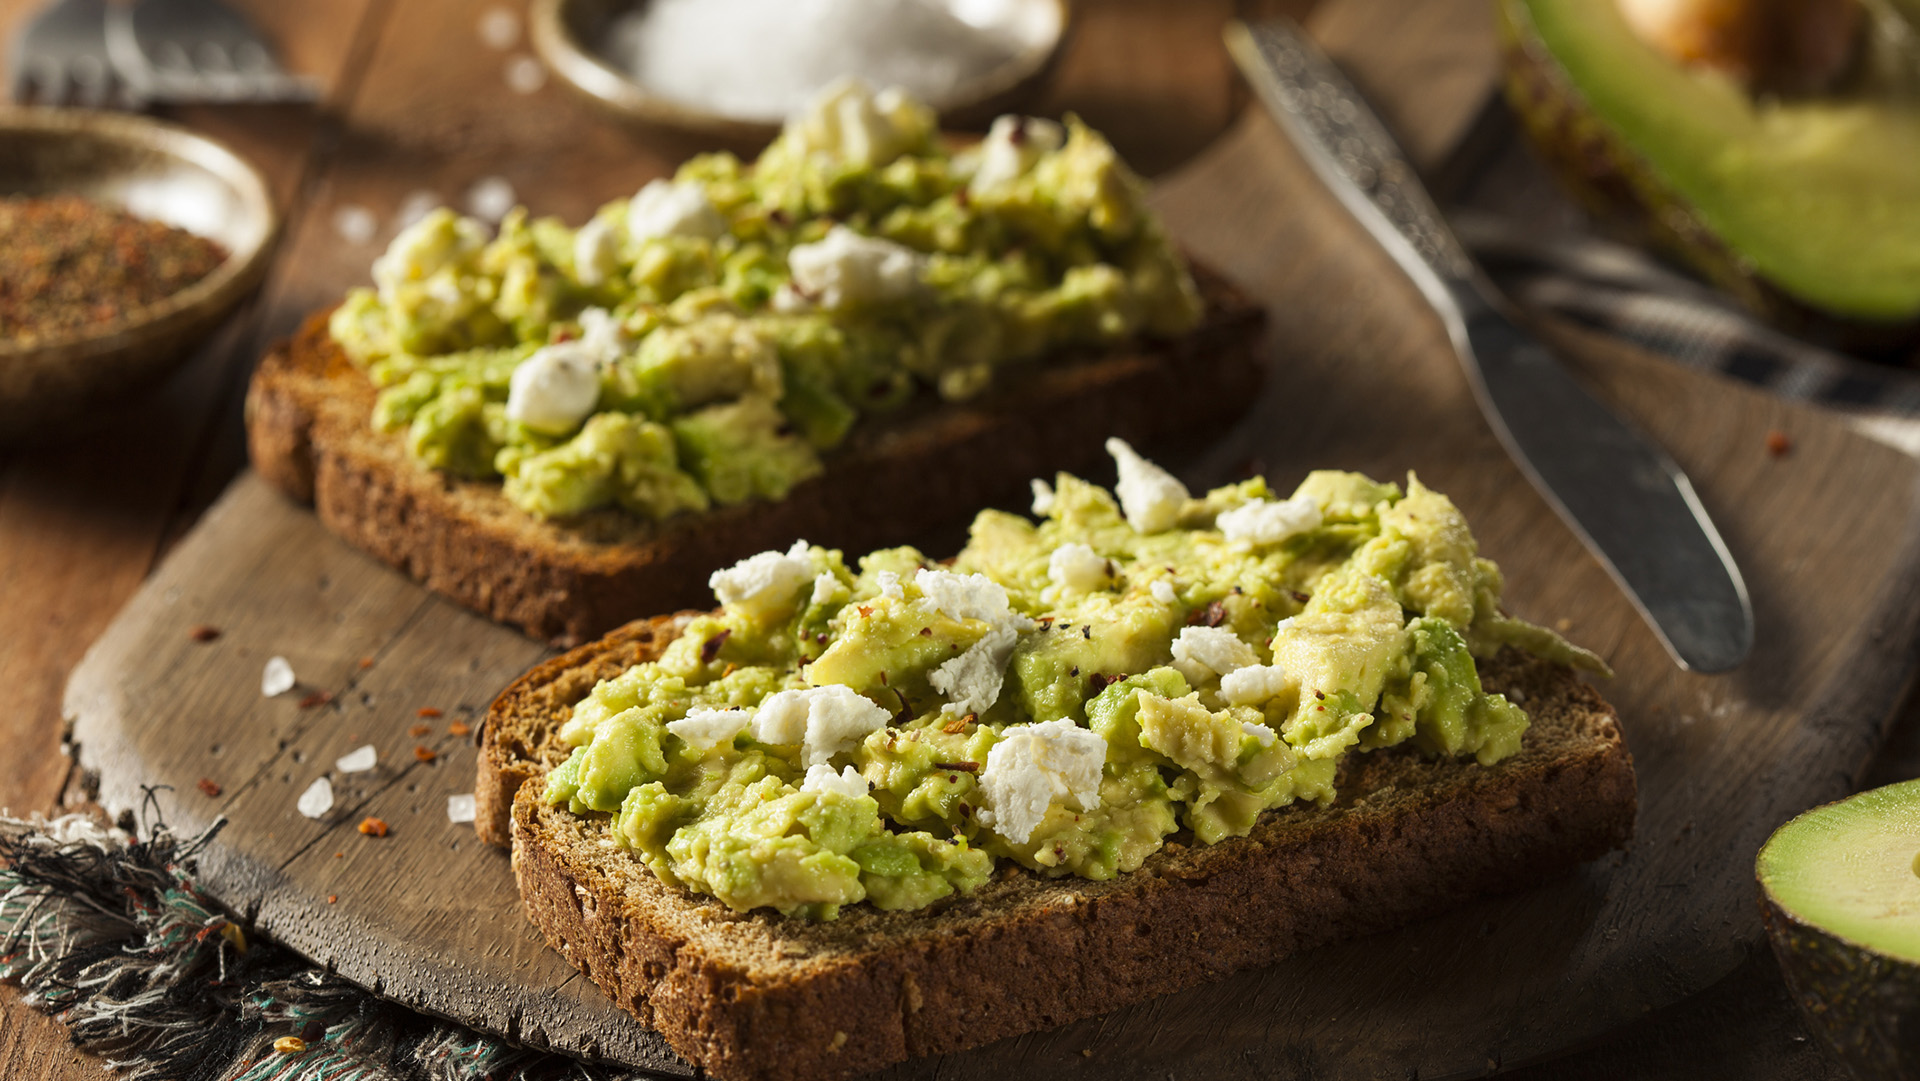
[482,619,1636,1081]
[244,267,1265,647]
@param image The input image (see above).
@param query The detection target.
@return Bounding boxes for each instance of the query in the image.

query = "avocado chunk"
[1757,778,1920,1079]
[1501,0,1920,347]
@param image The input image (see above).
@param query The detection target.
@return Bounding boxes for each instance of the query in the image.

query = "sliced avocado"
[1500,0,1920,350]
[1757,778,1920,1079]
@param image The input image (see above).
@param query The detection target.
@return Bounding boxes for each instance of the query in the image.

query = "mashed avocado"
[541,444,1609,919]
[329,80,1201,521]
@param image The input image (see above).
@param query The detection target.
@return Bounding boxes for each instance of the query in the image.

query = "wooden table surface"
[0,2,1909,1078]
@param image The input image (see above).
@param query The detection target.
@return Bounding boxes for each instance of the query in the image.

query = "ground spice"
[0,194,226,345]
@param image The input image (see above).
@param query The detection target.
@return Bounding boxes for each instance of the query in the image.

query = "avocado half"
[1757,779,1920,1079]
[1498,0,1920,355]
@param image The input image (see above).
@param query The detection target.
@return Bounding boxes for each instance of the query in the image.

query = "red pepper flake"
[326,895,338,905]
[188,624,221,643]
[298,691,333,710]
[358,656,374,669]
[721,662,738,678]
[1766,430,1792,457]
[1089,673,1121,692]
[815,631,828,644]
[414,745,437,763]
[932,761,979,773]
[196,777,222,798]
[1188,600,1228,627]
[357,817,389,837]
[857,605,873,618]
[416,707,442,719]
[942,713,975,734]
[1290,591,1309,604]
[1313,689,1326,700]
[893,687,914,720]
[409,723,431,737]
[448,721,471,737]
[878,670,888,686]
[1081,625,1092,640]
[700,629,732,665]
[919,627,933,637]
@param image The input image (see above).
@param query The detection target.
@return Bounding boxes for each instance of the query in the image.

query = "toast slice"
[244,267,1264,647]
[481,615,1636,1081]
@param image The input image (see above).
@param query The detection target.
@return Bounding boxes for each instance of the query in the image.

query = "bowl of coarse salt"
[531,0,1070,147]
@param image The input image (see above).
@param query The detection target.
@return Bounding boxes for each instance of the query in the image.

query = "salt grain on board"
[466,177,516,223]
[336,745,378,773]
[332,204,377,245]
[478,6,519,49]
[394,190,441,232]
[447,793,477,824]
[506,54,546,95]
[262,656,295,697]
[297,776,334,819]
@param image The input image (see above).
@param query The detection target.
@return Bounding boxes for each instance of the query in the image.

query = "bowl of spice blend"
[0,108,276,439]
[531,0,1070,149]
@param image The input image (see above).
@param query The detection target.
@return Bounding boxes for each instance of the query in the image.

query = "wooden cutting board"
[61,17,1920,1081]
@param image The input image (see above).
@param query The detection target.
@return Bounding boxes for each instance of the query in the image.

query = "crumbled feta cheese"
[335,745,378,773]
[371,209,488,304]
[1170,626,1258,686]
[801,763,870,800]
[810,571,842,607]
[1221,663,1290,707]
[877,570,904,600]
[1030,478,1055,517]
[787,225,925,310]
[296,776,333,819]
[574,306,630,360]
[1242,721,1278,747]
[628,178,724,241]
[1047,543,1111,593]
[969,114,1066,195]
[750,685,892,766]
[446,793,477,824]
[710,540,815,621]
[1217,497,1324,547]
[506,341,602,434]
[1105,438,1189,534]
[666,707,753,752]
[915,568,1025,628]
[977,719,1107,844]
[1151,579,1178,606]
[573,215,619,286]
[782,77,925,167]
[262,656,296,697]
[929,624,1019,717]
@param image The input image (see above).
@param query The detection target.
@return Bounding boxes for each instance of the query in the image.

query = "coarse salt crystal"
[447,793,478,824]
[297,776,334,819]
[262,656,296,697]
[335,745,378,773]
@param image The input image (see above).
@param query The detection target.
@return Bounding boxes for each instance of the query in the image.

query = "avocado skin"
[1760,870,1920,1079]
[1496,0,1920,359]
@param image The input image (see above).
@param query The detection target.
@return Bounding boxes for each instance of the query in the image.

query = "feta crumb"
[750,685,891,766]
[1221,664,1290,707]
[915,568,1028,629]
[1151,580,1178,606]
[1170,626,1258,686]
[801,763,870,800]
[575,306,630,360]
[787,225,925,310]
[810,571,842,607]
[1030,478,1055,517]
[1217,497,1324,547]
[666,707,753,752]
[507,341,602,435]
[1242,721,1278,747]
[977,719,1107,844]
[1047,543,1111,593]
[929,624,1019,717]
[1105,438,1189,534]
[447,793,477,824]
[877,570,904,600]
[262,656,296,697]
[573,216,619,286]
[710,540,815,621]
[969,114,1067,195]
[628,178,724,242]
[335,745,378,773]
[296,776,333,819]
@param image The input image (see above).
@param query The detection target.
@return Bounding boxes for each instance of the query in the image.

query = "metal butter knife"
[1225,18,1754,673]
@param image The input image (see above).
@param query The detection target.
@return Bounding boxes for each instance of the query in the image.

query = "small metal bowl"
[0,108,277,440]
[531,0,1071,153]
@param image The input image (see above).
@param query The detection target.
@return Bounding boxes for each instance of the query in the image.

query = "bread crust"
[486,618,1635,1081]
[244,268,1265,647]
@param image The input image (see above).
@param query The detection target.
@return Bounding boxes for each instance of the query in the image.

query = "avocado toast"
[478,447,1637,1081]
[246,82,1263,645]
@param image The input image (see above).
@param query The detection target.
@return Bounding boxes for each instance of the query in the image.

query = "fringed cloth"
[1,804,649,1081]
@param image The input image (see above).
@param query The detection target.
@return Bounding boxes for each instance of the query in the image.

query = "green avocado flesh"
[1761,779,1920,963]
[328,84,1199,522]
[542,460,1606,919]
[1513,0,1920,322]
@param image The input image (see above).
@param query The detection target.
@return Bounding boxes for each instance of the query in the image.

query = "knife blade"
[1225,17,1753,673]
